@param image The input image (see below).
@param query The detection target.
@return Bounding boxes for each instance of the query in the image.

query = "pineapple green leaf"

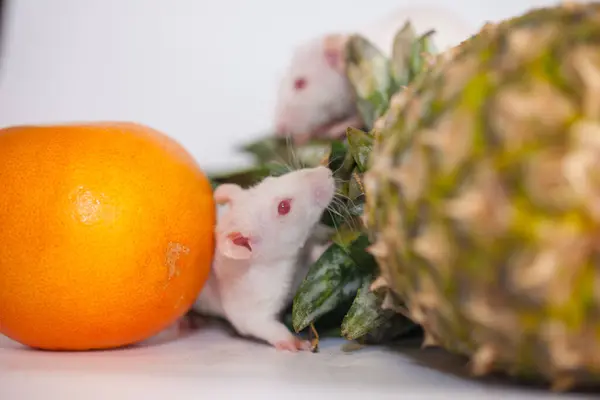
[347,200,365,218]
[363,312,420,344]
[282,304,346,339]
[331,224,362,249]
[238,135,285,164]
[291,234,376,332]
[320,141,358,228]
[409,30,438,81]
[348,175,365,203]
[346,127,373,173]
[294,142,336,168]
[390,21,437,88]
[325,140,350,172]
[239,135,334,169]
[345,34,395,131]
[342,279,420,342]
[207,164,278,188]
[334,150,357,197]
[390,21,418,87]
[347,233,377,270]
[341,279,387,340]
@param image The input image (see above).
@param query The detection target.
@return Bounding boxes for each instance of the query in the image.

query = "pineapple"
[207,21,437,346]
[363,2,600,390]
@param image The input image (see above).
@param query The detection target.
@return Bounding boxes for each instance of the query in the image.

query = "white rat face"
[213,166,335,262]
[273,35,356,138]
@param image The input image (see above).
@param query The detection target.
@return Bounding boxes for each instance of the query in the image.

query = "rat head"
[273,34,356,138]
[213,166,335,262]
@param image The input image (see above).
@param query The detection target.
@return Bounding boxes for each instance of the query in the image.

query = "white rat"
[192,166,335,351]
[273,5,478,144]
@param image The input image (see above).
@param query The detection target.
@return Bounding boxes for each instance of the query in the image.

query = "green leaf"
[347,200,365,218]
[345,34,395,130]
[409,30,437,81]
[294,142,334,168]
[363,313,421,344]
[335,150,357,196]
[291,234,376,332]
[341,279,388,340]
[331,224,362,249]
[238,135,286,164]
[238,135,334,169]
[390,21,438,89]
[341,280,420,343]
[282,299,349,339]
[209,135,342,192]
[326,140,349,172]
[348,175,365,201]
[346,127,374,173]
[207,165,274,188]
[347,233,377,269]
[320,140,358,229]
[390,21,418,87]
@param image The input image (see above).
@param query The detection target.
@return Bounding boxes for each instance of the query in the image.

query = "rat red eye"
[293,78,307,90]
[277,199,292,216]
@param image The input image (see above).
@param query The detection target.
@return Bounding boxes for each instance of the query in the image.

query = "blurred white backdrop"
[0,0,559,171]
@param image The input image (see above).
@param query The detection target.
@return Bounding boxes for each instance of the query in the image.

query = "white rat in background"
[192,166,335,351]
[273,5,479,144]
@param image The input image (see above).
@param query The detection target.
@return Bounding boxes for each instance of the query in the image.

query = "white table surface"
[0,318,597,400]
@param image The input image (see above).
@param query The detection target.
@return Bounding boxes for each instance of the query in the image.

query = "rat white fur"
[192,166,335,351]
[273,5,479,143]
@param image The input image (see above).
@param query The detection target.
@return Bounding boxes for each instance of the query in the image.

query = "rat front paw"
[274,336,311,352]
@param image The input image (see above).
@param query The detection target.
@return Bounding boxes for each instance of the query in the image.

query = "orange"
[0,122,215,350]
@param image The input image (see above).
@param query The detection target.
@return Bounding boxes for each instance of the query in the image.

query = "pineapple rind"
[364,2,600,389]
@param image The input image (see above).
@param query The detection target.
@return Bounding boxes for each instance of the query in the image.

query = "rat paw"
[274,337,311,352]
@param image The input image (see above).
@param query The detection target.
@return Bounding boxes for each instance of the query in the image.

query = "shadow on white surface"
[1,318,598,399]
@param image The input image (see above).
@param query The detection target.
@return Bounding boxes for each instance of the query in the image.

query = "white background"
[0,0,558,172]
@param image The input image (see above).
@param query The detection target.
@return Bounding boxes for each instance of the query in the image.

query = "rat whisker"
[330,203,354,226]
[258,135,296,175]
[328,197,359,231]
[284,136,303,171]
[327,199,351,223]
[334,192,359,210]
[326,209,343,238]
[324,153,342,165]
[327,207,347,225]
[330,195,351,210]
[269,160,294,174]
[333,190,357,205]
[333,178,352,184]
[330,161,348,176]
[330,195,348,206]
[264,141,296,174]
[325,154,346,169]
[327,208,357,233]
[327,196,347,213]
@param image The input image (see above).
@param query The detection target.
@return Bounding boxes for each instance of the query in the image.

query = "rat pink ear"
[219,231,253,260]
[214,183,242,205]
[322,34,348,73]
